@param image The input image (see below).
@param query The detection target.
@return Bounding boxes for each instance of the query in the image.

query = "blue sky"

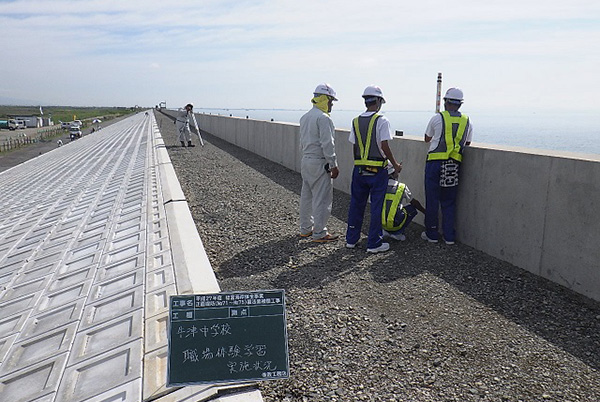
[1,0,598,113]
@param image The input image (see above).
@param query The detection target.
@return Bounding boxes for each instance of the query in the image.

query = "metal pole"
[191,112,204,146]
[436,72,442,113]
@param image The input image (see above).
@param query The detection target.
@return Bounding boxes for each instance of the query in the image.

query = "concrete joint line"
[163,199,187,205]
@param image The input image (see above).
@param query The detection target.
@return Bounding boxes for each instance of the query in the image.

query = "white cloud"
[0,0,598,109]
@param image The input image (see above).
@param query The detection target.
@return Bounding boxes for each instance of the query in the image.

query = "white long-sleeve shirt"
[299,106,338,167]
[176,109,191,127]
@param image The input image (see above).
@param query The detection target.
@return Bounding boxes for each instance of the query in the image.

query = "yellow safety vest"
[353,114,388,167]
[382,182,407,231]
[427,111,469,162]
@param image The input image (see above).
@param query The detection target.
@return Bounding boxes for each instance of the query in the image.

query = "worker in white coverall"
[299,84,340,243]
[175,103,196,147]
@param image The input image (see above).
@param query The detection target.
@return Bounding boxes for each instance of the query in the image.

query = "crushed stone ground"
[156,110,600,402]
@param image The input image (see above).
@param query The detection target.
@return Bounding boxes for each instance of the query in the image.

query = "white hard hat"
[444,88,464,103]
[314,83,338,101]
[362,85,386,103]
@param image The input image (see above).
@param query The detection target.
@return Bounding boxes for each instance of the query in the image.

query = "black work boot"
[180,141,186,147]
[187,141,195,147]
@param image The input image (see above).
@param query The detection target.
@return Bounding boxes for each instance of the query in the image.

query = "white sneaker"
[346,243,356,249]
[382,229,405,241]
[421,231,438,243]
[445,240,455,245]
[367,242,390,253]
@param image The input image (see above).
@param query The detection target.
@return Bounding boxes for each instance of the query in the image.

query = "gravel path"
[155,111,600,402]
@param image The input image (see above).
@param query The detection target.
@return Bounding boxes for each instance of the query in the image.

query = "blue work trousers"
[346,167,388,249]
[424,160,458,242]
[388,205,418,235]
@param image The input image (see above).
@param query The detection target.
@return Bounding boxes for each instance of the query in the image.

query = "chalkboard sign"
[167,290,289,386]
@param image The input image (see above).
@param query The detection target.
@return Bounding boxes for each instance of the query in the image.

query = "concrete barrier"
[153,121,220,295]
[194,112,600,302]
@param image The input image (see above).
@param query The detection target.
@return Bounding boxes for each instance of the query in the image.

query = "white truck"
[60,120,83,129]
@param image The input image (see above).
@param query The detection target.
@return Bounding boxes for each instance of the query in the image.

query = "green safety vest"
[382,182,407,231]
[427,111,469,162]
[352,114,388,167]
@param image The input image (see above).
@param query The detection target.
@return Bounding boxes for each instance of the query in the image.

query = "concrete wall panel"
[239,117,250,151]
[459,147,550,273]
[541,157,600,300]
[245,119,259,155]
[332,129,353,194]
[265,122,280,163]
[256,120,270,159]
[280,123,299,171]
[227,116,240,147]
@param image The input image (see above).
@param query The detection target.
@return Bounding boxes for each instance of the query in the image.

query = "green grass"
[0,106,137,124]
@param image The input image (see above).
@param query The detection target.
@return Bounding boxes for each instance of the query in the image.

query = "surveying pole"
[191,112,204,146]
[436,72,442,113]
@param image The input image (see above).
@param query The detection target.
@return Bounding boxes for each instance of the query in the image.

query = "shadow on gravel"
[217,236,300,279]
[371,240,600,371]
[218,235,374,290]
[273,246,372,290]
[196,130,352,225]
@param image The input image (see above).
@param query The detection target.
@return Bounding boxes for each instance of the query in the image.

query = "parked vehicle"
[69,126,82,140]
[16,120,26,129]
[8,119,19,130]
[60,120,83,129]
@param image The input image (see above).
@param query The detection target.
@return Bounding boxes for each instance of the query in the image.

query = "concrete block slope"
[0,112,262,401]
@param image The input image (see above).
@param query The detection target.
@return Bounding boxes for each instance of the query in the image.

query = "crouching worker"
[382,166,426,241]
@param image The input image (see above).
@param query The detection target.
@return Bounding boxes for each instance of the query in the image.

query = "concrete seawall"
[179,111,599,302]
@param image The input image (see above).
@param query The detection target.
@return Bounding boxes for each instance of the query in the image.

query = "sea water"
[197,108,600,156]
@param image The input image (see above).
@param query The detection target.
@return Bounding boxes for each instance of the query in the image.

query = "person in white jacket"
[298,84,340,242]
[175,103,196,147]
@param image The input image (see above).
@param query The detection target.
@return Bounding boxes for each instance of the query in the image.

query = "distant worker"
[422,87,473,244]
[346,85,402,253]
[382,166,426,241]
[298,83,340,243]
[175,103,196,147]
